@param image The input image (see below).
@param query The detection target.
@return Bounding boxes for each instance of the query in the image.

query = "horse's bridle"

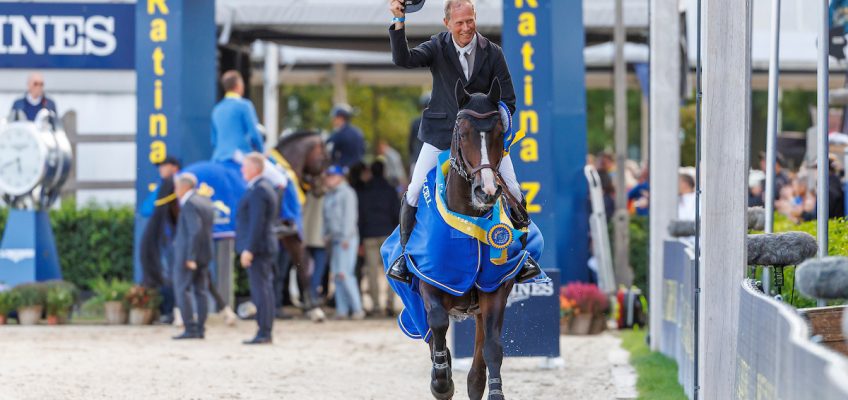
[449,107,530,227]
[449,108,502,183]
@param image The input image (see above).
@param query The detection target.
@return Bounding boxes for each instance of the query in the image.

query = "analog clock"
[0,122,47,196]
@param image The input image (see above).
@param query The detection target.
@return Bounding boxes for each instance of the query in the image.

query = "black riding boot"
[387,198,418,284]
[510,197,542,284]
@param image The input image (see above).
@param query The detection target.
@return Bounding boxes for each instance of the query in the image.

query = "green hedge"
[765,215,848,308]
[0,203,134,290]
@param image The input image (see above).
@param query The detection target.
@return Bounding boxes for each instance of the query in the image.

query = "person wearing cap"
[211,70,264,162]
[11,73,57,121]
[142,156,181,324]
[327,104,366,168]
[323,165,365,320]
[386,0,540,283]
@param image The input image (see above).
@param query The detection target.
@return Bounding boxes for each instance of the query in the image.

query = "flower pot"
[569,313,593,335]
[17,305,43,325]
[559,316,572,335]
[129,308,154,325]
[104,301,127,325]
[47,315,60,326]
[589,314,607,334]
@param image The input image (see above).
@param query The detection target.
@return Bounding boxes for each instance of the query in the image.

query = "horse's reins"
[449,108,530,225]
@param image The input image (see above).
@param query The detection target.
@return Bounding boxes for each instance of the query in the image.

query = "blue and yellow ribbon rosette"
[434,151,523,265]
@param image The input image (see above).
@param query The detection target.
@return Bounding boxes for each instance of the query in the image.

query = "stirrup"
[387,254,412,284]
[515,256,542,283]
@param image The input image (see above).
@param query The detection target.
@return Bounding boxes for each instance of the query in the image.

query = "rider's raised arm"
[492,48,516,115]
[389,25,436,69]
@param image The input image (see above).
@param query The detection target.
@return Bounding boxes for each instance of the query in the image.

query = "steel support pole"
[648,0,681,352]
[613,0,633,287]
[263,41,279,151]
[764,0,780,234]
[817,0,830,307]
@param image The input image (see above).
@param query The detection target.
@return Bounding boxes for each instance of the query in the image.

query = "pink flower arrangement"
[562,282,609,316]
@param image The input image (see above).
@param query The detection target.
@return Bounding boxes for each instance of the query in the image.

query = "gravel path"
[0,317,621,399]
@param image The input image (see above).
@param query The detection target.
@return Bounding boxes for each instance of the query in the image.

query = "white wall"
[0,69,137,206]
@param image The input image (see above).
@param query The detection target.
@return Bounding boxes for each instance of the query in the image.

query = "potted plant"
[45,281,77,325]
[91,278,132,325]
[126,286,161,325]
[0,290,16,325]
[562,282,610,335]
[559,288,576,335]
[12,283,47,325]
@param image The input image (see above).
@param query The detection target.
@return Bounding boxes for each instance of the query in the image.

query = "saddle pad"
[381,167,545,341]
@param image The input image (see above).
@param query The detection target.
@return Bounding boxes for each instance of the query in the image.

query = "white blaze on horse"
[382,79,548,400]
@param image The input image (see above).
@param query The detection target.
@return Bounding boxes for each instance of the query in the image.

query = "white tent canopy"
[216,0,650,39]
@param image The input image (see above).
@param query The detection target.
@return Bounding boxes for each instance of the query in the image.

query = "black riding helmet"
[404,0,426,13]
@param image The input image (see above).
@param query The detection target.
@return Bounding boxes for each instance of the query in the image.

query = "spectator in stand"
[828,155,845,219]
[356,161,401,317]
[376,139,407,190]
[678,173,696,221]
[11,73,57,121]
[327,104,366,168]
[595,152,616,220]
[408,92,430,169]
[627,164,649,216]
[323,166,364,320]
[748,170,765,208]
[759,152,790,201]
[303,191,329,304]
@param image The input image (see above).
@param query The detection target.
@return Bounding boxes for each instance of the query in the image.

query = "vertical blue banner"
[136,0,215,206]
[503,0,589,283]
[135,0,216,281]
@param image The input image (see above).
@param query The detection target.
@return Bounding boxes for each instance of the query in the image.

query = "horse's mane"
[278,130,320,149]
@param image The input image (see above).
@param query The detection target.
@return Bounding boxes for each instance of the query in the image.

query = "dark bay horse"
[422,79,520,400]
[271,130,328,321]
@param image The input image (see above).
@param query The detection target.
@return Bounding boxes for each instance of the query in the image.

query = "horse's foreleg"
[282,235,315,310]
[467,313,487,400]
[421,284,454,400]
[480,282,514,400]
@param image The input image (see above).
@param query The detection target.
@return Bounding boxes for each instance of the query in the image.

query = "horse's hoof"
[308,308,326,323]
[487,389,505,400]
[430,380,455,400]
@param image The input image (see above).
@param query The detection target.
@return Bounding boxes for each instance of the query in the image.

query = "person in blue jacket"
[10,73,57,121]
[326,104,366,168]
[211,70,264,162]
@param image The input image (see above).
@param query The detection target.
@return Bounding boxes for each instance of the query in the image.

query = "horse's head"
[276,130,328,184]
[451,78,506,210]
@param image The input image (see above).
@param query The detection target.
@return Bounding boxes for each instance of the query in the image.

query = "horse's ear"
[455,79,470,108]
[487,77,501,105]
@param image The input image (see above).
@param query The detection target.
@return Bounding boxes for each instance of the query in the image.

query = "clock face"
[0,123,46,196]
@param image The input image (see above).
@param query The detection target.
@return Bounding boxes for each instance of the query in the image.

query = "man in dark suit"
[172,172,215,340]
[386,0,540,283]
[236,152,280,345]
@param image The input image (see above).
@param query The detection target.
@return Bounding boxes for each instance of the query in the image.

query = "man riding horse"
[386,0,541,284]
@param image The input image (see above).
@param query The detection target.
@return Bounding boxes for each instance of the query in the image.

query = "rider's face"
[444,3,476,47]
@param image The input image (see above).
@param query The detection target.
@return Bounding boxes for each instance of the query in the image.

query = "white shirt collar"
[452,33,477,56]
[26,94,42,106]
[248,175,261,188]
[179,189,195,207]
